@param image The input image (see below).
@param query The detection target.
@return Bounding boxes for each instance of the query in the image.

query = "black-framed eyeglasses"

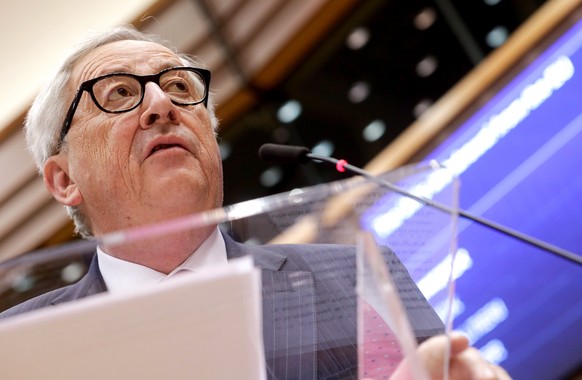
[58,66,211,147]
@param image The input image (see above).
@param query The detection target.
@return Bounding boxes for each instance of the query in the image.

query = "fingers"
[449,332,470,354]
[449,347,511,380]
[413,332,512,380]
[415,332,468,369]
[491,361,512,380]
[449,347,500,379]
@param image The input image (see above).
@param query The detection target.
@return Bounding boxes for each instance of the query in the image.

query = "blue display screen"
[420,15,582,380]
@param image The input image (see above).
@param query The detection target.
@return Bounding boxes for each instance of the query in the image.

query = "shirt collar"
[97,227,227,294]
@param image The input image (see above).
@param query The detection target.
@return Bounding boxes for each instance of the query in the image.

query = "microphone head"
[258,144,311,164]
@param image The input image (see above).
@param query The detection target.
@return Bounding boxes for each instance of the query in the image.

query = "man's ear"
[43,155,83,207]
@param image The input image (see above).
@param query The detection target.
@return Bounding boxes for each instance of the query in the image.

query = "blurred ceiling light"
[346,27,370,50]
[219,141,232,160]
[312,139,335,157]
[413,99,433,118]
[362,119,387,142]
[277,100,303,123]
[416,55,438,77]
[486,26,509,48]
[11,274,34,293]
[348,81,370,103]
[260,167,283,188]
[61,262,85,283]
[414,8,437,30]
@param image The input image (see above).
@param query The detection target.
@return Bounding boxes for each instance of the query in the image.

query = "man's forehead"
[72,40,181,82]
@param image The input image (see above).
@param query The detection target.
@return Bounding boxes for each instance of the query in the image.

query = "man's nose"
[139,82,180,128]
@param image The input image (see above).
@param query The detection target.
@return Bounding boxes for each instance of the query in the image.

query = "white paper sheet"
[0,256,265,380]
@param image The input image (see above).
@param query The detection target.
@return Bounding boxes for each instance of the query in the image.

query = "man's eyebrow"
[147,57,186,71]
[93,65,133,76]
[91,60,185,78]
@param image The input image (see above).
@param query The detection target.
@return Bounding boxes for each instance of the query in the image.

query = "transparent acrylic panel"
[0,161,458,380]
[355,163,459,380]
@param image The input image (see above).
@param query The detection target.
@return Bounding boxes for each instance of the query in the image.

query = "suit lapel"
[224,233,317,380]
[260,270,316,380]
[51,254,107,305]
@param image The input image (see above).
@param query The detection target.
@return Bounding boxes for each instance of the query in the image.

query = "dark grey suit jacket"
[0,233,443,380]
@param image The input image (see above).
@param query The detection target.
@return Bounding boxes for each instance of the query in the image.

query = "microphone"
[258,143,582,266]
[258,144,311,164]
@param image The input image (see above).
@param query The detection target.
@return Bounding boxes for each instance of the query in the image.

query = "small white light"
[348,81,370,103]
[260,167,283,188]
[486,26,508,48]
[61,262,85,283]
[277,100,302,123]
[416,55,438,77]
[312,140,335,157]
[483,0,502,5]
[362,120,386,142]
[414,8,437,30]
[346,27,370,50]
[413,99,433,118]
[11,274,34,292]
[219,142,231,160]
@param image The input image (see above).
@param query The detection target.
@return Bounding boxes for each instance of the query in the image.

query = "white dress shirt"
[97,227,227,293]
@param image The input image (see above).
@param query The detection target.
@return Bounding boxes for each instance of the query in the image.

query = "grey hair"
[25,25,218,237]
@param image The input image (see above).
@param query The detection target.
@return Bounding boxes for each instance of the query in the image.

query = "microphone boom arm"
[305,152,582,266]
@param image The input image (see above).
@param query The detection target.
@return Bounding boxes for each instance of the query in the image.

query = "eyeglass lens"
[92,68,206,112]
